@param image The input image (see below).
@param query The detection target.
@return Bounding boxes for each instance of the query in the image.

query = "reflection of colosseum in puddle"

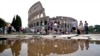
[28,38,78,56]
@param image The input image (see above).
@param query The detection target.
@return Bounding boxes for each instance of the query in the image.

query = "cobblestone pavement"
[0,34,100,40]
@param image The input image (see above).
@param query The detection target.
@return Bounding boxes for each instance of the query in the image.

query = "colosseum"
[28,1,77,34]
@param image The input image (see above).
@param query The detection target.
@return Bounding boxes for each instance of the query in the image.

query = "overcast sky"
[0,0,100,27]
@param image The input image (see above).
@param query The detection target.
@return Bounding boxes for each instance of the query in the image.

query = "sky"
[0,0,100,27]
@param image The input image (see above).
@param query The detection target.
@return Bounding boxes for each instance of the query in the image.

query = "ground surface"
[0,34,100,40]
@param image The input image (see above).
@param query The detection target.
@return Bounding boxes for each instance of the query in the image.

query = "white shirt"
[54,23,57,26]
[54,23,57,28]
[78,23,84,30]
[72,21,77,27]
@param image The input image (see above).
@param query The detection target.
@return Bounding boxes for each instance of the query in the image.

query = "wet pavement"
[0,35,100,56]
[0,34,100,40]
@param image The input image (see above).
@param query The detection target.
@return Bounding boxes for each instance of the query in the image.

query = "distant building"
[6,22,11,27]
[28,1,77,34]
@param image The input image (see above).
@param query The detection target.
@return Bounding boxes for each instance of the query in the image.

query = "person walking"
[4,26,7,34]
[78,21,84,34]
[71,20,77,34]
[84,21,88,34]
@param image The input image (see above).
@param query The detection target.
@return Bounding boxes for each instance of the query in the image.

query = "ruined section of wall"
[28,1,46,28]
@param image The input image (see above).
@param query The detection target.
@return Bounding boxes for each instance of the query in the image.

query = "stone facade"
[28,1,46,28]
[28,1,77,34]
[49,16,77,34]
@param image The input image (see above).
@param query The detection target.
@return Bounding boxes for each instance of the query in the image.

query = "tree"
[15,15,22,27]
[11,15,22,32]
[11,16,16,28]
[14,15,22,32]
[0,18,6,28]
[88,26,94,33]
[94,25,100,33]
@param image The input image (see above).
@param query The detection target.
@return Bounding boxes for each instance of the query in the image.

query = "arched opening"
[40,13,43,17]
[34,23,36,27]
[44,20,47,25]
[37,22,39,26]
[40,21,42,26]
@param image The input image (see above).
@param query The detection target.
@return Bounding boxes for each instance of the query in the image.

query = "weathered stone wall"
[28,1,46,28]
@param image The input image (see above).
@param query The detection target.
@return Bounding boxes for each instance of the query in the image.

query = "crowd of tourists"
[0,20,88,35]
[0,26,24,34]
[31,20,89,35]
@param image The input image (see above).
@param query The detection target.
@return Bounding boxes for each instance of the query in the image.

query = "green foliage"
[11,15,22,32]
[89,25,100,33]
[15,15,22,27]
[88,26,94,33]
[11,16,16,28]
[0,18,6,28]
[94,25,100,33]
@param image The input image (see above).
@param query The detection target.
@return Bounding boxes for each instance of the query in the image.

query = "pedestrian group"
[71,20,88,35]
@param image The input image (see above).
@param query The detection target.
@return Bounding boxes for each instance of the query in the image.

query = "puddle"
[0,37,100,56]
